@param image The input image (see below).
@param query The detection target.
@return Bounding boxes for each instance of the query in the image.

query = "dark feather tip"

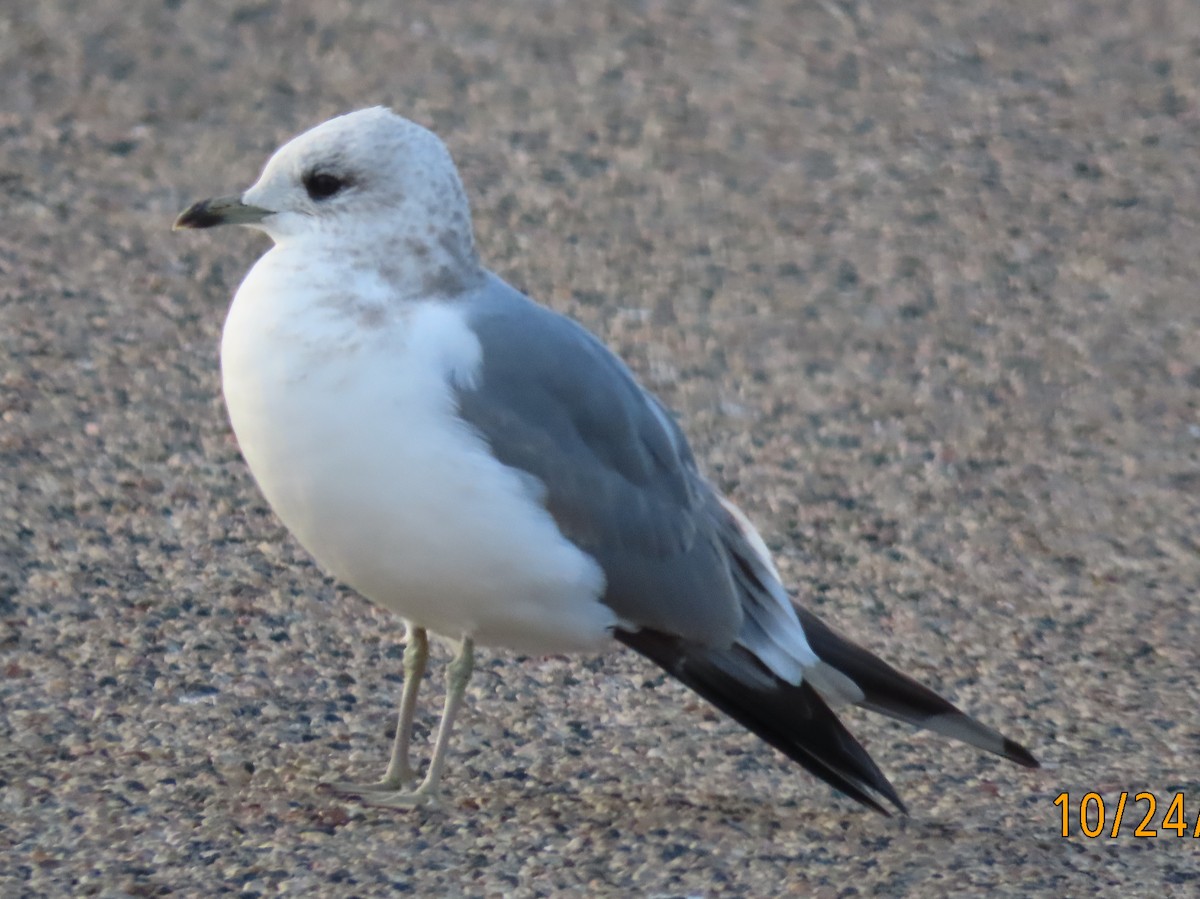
[1004,739,1040,769]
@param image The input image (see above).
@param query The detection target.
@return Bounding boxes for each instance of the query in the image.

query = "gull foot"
[317,773,417,798]
[360,784,443,810]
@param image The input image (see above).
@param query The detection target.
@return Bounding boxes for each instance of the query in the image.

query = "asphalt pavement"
[2,1,1198,895]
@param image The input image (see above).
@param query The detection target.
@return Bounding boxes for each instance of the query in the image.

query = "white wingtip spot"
[804,660,867,707]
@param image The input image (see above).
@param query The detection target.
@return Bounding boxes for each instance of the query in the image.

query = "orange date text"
[1054,792,1198,838]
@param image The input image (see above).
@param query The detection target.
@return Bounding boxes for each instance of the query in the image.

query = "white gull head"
[177,106,482,301]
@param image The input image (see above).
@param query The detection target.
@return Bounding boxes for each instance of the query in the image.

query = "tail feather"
[716,493,1037,770]
[795,607,1040,769]
[639,495,1039,811]
[616,628,907,815]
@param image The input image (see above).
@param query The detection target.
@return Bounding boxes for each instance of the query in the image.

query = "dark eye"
[303,171,346,201]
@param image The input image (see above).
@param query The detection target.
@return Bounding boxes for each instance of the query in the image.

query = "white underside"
[220,247,613,653]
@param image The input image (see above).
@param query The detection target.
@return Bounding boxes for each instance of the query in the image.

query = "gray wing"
[454,277,742,645]
[454,278,1037,816]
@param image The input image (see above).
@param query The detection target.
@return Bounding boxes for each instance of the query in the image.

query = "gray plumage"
[455,277,744,645]
[454,275,1038,814]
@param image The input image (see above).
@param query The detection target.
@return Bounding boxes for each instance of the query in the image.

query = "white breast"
[219,248,613,652]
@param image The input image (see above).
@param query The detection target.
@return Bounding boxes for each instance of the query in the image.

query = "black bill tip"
[172,195,270,231]
[173,199,229,230]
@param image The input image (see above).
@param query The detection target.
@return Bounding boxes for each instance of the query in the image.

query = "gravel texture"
[3,0,1199,896]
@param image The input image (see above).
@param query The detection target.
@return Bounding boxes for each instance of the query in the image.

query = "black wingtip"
[617,629,906,816]
[1004,738,1040,769]
[794,606,1041,772]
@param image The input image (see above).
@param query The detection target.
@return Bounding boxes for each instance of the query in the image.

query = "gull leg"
[379,625,430,786]
[322,625,429,796]
[365,636,474,809]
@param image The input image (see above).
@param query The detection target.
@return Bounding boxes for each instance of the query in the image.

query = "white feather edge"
[718,496,866,707]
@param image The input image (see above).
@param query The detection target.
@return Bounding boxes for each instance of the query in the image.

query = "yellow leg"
[365,636,474,809]
[322,625,429,795]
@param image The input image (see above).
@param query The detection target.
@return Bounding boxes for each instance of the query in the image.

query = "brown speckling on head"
[355,304,387,329]
[406,238,432,261]
[436,225,479,273]
[421,264,468,299]
[228,108,491,319]
[319,293,389,329]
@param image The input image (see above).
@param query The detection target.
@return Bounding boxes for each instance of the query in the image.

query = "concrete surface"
[2,0,1198,895]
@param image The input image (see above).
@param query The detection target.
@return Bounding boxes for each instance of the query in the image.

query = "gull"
[174,107,1038,812]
